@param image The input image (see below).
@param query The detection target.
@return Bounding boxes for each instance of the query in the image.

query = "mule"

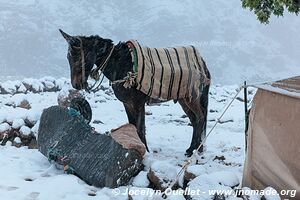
[59,30,210,156]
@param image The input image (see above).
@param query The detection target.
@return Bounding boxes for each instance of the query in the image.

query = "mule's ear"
[59,29,72,42]
[59,29,80,46]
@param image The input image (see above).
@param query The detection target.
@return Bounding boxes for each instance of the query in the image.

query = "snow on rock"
[22,78,44,93]
[187,171,240,200]
[148,160,178,191]
[209,171,240,187]
[184,165,207,183]
[17,83,27,93]
[40,76,56,88]
[17,99,31,110]
[0,122,11,134]
[14,137,22,144]
[19,125,31,136]
[0,77,71,95]
[31,120,40,137]
[132,171,150,188]
[0,80,18,94]
[25,111,41,125]
[12,118,25,129]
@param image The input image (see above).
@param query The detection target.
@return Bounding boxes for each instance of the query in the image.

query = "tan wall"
[242,89,300,199]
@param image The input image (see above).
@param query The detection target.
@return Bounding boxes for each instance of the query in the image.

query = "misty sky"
[0,0,299,84]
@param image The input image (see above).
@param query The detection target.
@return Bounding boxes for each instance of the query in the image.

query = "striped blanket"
[126,40,210,101]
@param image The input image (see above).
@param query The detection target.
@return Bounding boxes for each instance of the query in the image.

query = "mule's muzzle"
[73,83,82,90]
[72,81,88,90]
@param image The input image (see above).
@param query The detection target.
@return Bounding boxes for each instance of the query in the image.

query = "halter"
[76,37,115,92]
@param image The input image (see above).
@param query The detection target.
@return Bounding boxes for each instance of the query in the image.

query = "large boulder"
[38,106,145,188]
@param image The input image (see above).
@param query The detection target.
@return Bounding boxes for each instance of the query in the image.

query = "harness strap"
[126,41,138,73]
[92,45,115,75]
[76,36,115,92]
[76,37,86,85]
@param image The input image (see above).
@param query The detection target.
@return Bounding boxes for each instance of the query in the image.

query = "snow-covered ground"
[0,78,283,200]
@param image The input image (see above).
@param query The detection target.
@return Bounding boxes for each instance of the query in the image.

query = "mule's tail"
[200,58,210,140]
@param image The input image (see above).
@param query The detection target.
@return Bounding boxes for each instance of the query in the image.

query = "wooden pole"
[244,81,248,151]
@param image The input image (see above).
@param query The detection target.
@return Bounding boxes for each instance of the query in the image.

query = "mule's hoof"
[185,146,204,157]
[185,151,193,157]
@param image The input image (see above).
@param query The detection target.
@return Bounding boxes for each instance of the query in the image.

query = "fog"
[0,0,299,84]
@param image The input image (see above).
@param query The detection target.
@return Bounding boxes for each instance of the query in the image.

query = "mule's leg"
[181,84,210,156]
[179,98,203,156]
[199,84,210,145]
[123,102,149,152]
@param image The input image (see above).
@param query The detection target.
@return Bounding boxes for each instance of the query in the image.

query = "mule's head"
[59,29,108,90]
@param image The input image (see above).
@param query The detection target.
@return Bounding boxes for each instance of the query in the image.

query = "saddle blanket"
[126,40,210,101]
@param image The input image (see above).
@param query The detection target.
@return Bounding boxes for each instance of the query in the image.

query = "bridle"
[76,37,115,92]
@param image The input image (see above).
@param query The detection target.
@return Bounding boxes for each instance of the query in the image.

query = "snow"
[14,137,22,144]
[132,171,150,188]
[150,161,178,186]
[0,122,11,132]
[19,126,31,136]
[12,119,25,129]
[0,78,284,200]
[31,120,40,137]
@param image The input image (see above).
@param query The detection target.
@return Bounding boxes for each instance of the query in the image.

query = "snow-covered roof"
[254,76,300,99]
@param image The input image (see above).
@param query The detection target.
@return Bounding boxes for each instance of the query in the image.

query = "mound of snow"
[0,122,11,132]
[19,126,31,136]
[132,171,150,188]
[12,119,25,129]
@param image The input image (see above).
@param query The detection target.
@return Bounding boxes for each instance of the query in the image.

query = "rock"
[27,138,37,149]
[213,155,226,161]
[92,120,104,124]
[213,194,226,200]
[38,106,144,188]
[218,119,234,124]
[4,102,16,108]
[17,99,31,110]
[145,111,152,116]
[12,137,22,148]
[184,165,206,187]
[184,170,197,184]
[40,78,59,92]
[0,85,10,94]
[0,129,18,146]
[24,118,36,128]
[147,161,178,191]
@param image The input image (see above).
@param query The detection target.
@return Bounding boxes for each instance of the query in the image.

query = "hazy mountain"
[0,0,299,84]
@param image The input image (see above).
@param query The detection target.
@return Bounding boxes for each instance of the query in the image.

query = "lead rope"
[76,36,115,93]
[162,86,244,198]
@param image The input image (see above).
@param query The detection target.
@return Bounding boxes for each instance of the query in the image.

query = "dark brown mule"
[59,30,210,156]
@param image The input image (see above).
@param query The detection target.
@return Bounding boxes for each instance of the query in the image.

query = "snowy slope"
[0,0,299,84]
[0,78,250,200]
